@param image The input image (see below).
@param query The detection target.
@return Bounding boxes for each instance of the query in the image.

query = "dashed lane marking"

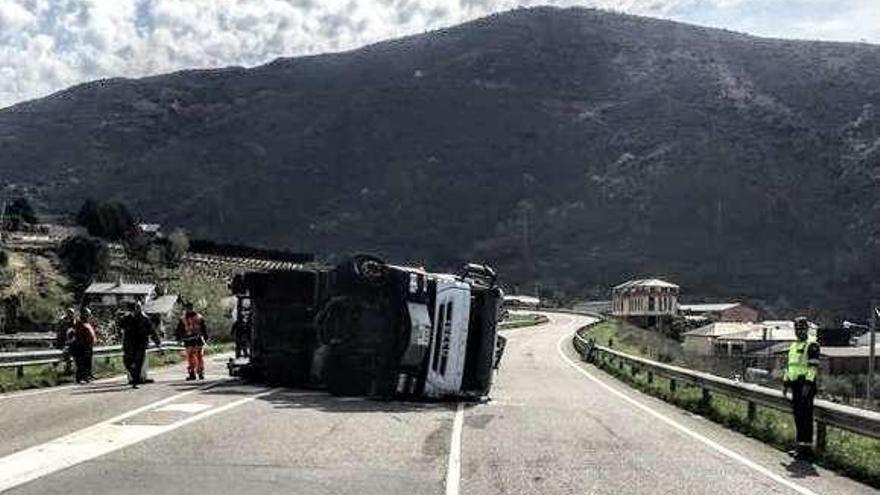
[153,402,213,414]
[555,331,820,495]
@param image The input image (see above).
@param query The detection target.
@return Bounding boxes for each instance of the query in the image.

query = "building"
[611,278,679,328]
[820,345,880,374]
[143,294,180,338]
[84,280,156,307]
[683,320,816,356]
[138,223,162,238]
[678,303,759,323]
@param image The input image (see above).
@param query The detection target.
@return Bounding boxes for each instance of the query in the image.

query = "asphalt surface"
[0,314,876,494]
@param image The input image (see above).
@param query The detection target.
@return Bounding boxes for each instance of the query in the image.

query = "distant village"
[506,277,878,376]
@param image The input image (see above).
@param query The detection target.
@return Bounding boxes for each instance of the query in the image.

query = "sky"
[0,0,878,108]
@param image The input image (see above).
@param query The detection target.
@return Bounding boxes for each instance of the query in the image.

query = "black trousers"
[71,344,93,382]
[123,345,147,384]
[791,378,816,444]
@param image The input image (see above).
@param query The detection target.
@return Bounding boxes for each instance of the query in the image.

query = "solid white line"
[445,402,465,495]
[555,332,819,495]
[0,383,280,493]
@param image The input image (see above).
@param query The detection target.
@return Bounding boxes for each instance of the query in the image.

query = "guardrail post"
[16,365,24,379]
[669,379,677,393]
[747,401,757,422]
[647,371,653,385]
[816,422,827,455]
[701,388,711,408]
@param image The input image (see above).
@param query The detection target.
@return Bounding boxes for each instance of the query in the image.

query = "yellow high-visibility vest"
[784,338,818,383]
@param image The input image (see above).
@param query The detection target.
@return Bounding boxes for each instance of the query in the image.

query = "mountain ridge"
[1,6,879,319]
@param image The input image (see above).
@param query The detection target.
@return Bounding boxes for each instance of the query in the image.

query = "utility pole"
[0,199,6,238]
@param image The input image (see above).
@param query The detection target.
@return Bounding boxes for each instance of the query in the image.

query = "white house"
[611,278,679,317]
[84,280,156,307]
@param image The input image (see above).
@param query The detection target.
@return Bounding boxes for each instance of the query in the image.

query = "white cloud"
[0,0,876,108]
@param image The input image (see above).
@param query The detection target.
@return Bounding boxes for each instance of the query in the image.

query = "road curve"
[0,313,875,494]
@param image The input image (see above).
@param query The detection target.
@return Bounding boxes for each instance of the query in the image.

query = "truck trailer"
[228,255,505,399]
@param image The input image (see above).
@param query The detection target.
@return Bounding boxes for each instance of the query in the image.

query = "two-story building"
[611,278,679,328]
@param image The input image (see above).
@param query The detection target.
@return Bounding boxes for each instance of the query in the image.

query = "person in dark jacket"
[72,307,97,383]
[118,301,161,388]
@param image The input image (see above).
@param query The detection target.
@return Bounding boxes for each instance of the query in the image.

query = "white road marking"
[0,384,281,493]
[555,331,820,495]
[154,402,213,413]
[445,401,465,495]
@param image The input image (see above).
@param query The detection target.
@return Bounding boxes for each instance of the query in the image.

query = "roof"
[821,345,880,358]
[685,320,817,341]
[613,278,679,290]
[143,295,179,315]
[85,282,156,296]
[679,303,741,312]
[684,322,758,337]
[717,327,798,342]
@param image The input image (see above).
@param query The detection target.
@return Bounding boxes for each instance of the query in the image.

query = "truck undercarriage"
[229,255,504,400]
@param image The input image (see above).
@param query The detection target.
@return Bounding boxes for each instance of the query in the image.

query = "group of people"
[59,302,210,388]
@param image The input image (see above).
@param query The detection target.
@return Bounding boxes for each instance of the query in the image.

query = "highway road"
[0,313,875,494]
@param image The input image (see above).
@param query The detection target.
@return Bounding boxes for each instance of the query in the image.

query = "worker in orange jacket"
[176,303,208,380]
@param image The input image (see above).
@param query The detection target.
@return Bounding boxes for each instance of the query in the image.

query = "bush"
[2,197,37,231]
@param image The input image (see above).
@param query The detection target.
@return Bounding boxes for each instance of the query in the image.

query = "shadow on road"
[257,388,459,414]
[781,459,820,478]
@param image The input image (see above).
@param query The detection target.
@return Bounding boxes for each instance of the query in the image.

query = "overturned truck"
[229,255,505,399]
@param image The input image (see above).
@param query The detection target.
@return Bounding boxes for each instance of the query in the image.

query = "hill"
[1,7,879,319]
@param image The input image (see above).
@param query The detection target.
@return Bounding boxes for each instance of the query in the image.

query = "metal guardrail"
[572,323,880,451]
[0,342,183,378]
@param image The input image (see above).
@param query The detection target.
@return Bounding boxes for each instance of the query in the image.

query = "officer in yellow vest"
[782,316,820,459]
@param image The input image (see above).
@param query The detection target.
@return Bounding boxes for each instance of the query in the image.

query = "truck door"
[423,278,471,397]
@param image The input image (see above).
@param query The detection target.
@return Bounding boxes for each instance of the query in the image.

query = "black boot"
[186,371,196,381]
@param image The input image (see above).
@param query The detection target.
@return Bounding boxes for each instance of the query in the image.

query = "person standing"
[176,302,208,380]
[119,301,161,388]
[783,316,820,460]
[56,308,77,350]
[57,307,77,374]
[72,307,97,383]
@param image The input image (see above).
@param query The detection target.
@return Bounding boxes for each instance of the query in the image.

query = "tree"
[2,197,37,231]
[58,235,109,290]
[0,249,10,288]
[76,199,136,240]
[164,229,190,267]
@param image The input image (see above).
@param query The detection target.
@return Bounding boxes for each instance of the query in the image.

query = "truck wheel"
[351,254,386,284]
